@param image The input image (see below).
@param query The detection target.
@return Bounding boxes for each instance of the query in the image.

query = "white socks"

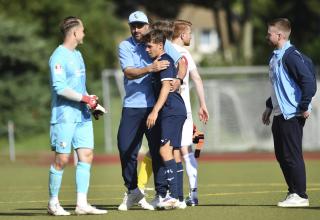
[50,192,88,207]
[49,196,59,206]
[77,192,88,207]
[183,152,198,189]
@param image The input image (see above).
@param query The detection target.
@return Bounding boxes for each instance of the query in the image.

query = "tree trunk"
[242,0,253,64]
[216,7,233,62]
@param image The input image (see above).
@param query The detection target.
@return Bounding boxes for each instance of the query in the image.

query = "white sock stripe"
[167,177,175,181]
[183,154,190,161]
[177,169,184,172]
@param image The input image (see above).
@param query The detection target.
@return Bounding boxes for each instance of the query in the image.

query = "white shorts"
[181,113,193,146]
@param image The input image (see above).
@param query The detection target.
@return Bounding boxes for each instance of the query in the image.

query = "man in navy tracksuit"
[262,18,316,207]
[117,11,184,211]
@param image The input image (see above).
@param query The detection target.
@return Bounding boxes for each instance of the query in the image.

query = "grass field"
[0,158,320,220]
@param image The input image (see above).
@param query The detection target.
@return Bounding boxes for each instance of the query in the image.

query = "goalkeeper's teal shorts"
[50,121,94,154]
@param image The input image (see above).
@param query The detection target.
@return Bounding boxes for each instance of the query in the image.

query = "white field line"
[0,185,320,204]
[1,183,320,193]
[202,188,320,197]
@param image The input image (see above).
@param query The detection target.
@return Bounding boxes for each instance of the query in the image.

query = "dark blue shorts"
[160,115,186,149]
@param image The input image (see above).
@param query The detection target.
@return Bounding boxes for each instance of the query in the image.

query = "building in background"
[177,4,220,63]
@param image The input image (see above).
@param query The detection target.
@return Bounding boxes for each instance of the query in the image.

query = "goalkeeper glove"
[192,124,204,158]
[81,95,98,109]
[92,103,106,120]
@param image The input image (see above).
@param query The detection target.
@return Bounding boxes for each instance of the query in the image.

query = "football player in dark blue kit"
[144,29,187,209]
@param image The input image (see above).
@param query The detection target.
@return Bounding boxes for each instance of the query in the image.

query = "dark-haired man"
[117,11,185,211]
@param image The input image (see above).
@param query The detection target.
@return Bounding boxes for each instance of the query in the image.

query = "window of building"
[198,29,219,53]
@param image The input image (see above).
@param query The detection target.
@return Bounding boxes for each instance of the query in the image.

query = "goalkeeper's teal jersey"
[49,45,91,124]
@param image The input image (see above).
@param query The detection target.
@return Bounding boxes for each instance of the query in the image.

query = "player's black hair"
[60,16,81,37]
[151,20,174,40]
[143,29,166,46]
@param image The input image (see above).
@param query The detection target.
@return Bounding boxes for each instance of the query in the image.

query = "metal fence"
[101,67,320,153]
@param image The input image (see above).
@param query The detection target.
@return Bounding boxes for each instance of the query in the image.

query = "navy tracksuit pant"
[272,115,307,199]
[117,107,167,196]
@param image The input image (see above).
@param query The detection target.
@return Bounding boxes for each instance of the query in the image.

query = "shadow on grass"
[197,204,320,210]
[0,212,47,216]
[1,204,318,216]
[15,204,126,212]
[198,204,275,207]
[15,204,183,213]
[63,204,120,210]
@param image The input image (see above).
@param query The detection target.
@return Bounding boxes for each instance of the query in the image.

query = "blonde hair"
[172,19,192,40]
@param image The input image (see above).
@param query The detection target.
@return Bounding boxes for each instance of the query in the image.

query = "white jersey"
[172,44,197,114]
[172,43,197,146]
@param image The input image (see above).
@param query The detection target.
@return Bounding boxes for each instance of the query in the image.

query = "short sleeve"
[119,41,134,70]
[160,59,176,81]
[49,55,67,93]
[164,40,182,65]
[180,49,196,71]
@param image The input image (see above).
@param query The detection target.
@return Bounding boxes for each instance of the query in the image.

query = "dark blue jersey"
[152,53,187,118]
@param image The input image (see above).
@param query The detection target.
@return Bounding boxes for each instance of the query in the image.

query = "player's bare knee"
[160,143,173,161]
[173,149,182,162]
[77,148,93,164]
[54,154,70,169]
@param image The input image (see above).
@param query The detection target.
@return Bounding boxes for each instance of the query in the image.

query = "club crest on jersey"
[54,64,63,74]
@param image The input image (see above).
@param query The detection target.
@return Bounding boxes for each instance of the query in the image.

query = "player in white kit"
[172,19,209,207]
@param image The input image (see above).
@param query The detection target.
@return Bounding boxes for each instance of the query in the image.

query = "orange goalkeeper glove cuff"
[193,124,204,158]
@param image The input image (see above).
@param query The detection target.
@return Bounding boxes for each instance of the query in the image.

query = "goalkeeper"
[47,16,106,216]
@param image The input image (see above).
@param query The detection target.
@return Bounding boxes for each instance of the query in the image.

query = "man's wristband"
[177,77,183,85]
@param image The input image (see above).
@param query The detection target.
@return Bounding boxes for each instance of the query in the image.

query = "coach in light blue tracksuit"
[262,18,316,207]
[117,11,184,211]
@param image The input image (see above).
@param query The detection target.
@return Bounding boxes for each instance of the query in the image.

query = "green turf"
[0,159,320,220]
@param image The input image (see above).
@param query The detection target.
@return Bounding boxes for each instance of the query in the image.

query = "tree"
[112,0,320,65]
[251,0,320,65]
[0,0,126,138]
[0,14,50,136]
[112,0,252,64]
